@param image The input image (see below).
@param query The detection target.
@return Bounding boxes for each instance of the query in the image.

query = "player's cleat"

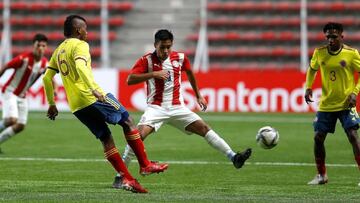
[232,148,252,169]
[120,177,148,193]
[140,161,169,176]
[112,176,123,189]
[307,174,328,185]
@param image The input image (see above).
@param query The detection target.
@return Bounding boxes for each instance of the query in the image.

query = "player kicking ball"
[113,29,251,188]
[43,15,168,193]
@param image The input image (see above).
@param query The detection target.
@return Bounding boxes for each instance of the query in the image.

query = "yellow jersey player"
[305,22,360,186]
[42,15,168,193]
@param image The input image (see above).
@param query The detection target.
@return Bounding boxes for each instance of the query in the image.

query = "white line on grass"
[0,157,356,168]
[30,114,312,123]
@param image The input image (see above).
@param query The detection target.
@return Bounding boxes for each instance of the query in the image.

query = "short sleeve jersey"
[48,38,104,112]
[131,51,191,107]
[310,44,360,111]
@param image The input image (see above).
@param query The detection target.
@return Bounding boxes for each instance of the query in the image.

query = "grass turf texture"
[0,112,360,202]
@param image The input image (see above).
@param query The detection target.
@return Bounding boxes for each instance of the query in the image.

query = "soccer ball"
[256,126,279,149]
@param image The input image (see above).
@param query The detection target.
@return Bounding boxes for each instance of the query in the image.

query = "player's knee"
[314,133,326,143]
[13,123,25,133]
[5,118,17,126]
[99,133,115,149]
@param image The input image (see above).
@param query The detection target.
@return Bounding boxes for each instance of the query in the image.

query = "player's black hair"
[323,22,343,33]
[154,29,173,43]
[64,15,87,37]
[32,33,48,43]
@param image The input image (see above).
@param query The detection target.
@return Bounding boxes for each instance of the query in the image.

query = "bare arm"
[185,69,207,111]
[127,70,169,85]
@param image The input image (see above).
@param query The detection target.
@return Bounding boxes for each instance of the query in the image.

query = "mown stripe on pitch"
[0,157,356,167]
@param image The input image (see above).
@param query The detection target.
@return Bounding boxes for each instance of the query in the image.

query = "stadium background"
[0,0,345,113]
[1,1,360,202]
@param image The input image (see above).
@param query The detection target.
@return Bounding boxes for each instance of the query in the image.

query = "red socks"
[105,147,133,180]
[125,129,150,168]
[315,157,326,175]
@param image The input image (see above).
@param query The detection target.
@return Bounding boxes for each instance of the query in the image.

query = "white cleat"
[308,174,328,185]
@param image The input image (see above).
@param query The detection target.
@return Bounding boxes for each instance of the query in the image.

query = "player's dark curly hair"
[64,15,86,37]
[154,29,173,43]
[323,22,343,33]
[32,33,48,43]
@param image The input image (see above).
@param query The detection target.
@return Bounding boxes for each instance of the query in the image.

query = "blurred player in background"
[113,29,252,188]
[0,33,48,151]
[42,15,168,193]
[305,22,360,186]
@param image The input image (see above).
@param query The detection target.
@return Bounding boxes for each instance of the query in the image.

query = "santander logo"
[129,81,321,112]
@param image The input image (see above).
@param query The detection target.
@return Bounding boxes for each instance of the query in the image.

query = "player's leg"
[185,119,251,168]
[73,104,147,193]
[0,95,27,146]
[122,124,154,166]
[345,128,360,168]
[100,133,147,193]
[308,111,335,185]
[340,108,360,185]
[119,104,167,167]
[119,115,168,176]
[169,107,251,168]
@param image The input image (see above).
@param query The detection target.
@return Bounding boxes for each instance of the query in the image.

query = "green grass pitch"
[1,112,360,202]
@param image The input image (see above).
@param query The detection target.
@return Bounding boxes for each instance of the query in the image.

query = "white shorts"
[138,104,202,134]
[2,91,28,124]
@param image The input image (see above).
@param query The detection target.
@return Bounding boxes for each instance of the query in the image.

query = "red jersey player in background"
[0,34,49,151]
[113,29,252,188]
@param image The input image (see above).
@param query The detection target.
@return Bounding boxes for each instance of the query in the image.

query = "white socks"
[122,144,135,167]
[0,127,15,144]
[204,130,236,161]
[116,144,135,177]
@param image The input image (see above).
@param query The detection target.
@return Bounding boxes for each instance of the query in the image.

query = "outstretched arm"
[185,69,207,111]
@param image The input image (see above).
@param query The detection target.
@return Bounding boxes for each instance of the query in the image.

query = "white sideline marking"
[0,157,356,168]
[30,114,312,123]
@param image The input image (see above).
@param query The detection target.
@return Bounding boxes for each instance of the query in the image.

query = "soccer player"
[0,34,48,151]
[305,22,360,186]
[113,29,252,188]
[42,15,168,193]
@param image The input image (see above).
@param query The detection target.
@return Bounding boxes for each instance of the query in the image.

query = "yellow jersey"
[44,38,105,112]
[306,44,360,112]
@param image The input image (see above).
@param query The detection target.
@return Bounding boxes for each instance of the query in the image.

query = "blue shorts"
[313,108,360,134]
[73,93,129,139]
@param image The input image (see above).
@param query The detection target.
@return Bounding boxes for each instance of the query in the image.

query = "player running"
[0,34,49,151]
[113,29,252,188]
[305,22,360,186]
[42,15,168,193]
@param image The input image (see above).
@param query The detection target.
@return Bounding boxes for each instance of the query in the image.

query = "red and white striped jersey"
[131,51,191,107]
[2,52,48,97]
